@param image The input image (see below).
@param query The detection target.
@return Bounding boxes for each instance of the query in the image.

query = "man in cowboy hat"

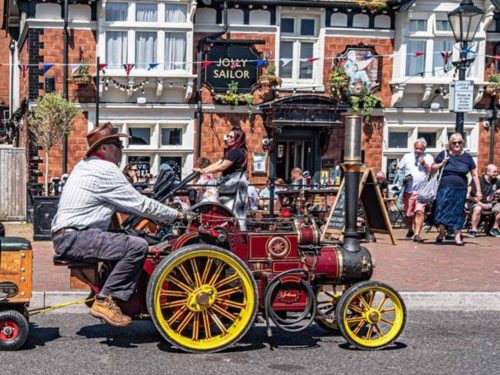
[51,122,183,327]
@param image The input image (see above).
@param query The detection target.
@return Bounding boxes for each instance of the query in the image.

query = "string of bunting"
[9,47,486,73]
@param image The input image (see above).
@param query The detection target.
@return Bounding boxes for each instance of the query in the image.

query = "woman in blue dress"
[432,133,482,246]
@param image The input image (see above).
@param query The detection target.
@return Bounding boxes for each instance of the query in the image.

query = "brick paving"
[3,223,499,292]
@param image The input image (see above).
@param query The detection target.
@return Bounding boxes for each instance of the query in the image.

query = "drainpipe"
[62,0,69,174]
[342,115,362,252]
[96,56,100,126]
[489,94,497,164]
[196,0,228,158]
[9,40,16,146]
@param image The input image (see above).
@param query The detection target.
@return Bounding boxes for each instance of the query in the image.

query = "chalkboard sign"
[324,179,346,234]
[321,168,396,245]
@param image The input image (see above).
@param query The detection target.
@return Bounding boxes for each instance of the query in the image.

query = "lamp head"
[447,0,484,43]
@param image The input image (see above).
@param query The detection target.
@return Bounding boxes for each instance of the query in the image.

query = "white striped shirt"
[51,157,178,232]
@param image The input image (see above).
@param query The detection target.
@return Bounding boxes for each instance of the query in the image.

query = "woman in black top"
[194,128,249,229]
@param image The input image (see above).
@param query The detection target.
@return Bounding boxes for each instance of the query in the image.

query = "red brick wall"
[477,118,500,173]
[362,116,384,171]
[39,29,97,102]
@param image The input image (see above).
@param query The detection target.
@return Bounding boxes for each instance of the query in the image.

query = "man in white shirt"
[397,138,434,242]
[52,123,183,327]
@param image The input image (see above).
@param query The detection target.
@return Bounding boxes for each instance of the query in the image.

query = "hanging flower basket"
[72,75,92,85]
[329,66,350,101]
[258,64,283,87]
[356,0,388,12]
[485,73,500,96]
[214,81,254,109]
[349,88,383,119]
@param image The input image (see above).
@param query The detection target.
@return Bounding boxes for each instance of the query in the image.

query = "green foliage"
[356,0,388,11]
[29,93,80,195]
[486,73,500,94]
[329,66,350,100]
[259,64,283,87]
[348,88,383,117]
[214,81,254,109]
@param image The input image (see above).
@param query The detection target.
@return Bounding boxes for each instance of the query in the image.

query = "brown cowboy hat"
[85,122,129,157]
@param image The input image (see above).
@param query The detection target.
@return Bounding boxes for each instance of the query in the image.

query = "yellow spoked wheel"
[314,285,346,332]
[336,281,406,350]
[147,244,257,353]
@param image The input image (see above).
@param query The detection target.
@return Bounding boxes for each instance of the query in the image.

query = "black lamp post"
[447,0,484,136]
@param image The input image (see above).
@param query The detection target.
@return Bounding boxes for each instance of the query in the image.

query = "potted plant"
[348,88,383,119]
[258,64,283,87]
[329,66,350,100]
[71,63,92,85]
[356,0,388,12]
[214,81,254,110]
[485,73,500,95]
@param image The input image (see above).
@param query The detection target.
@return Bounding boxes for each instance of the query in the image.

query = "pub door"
[275,128,320,183]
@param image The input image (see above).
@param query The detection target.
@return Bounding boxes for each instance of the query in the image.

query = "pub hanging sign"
[204,43,260,93]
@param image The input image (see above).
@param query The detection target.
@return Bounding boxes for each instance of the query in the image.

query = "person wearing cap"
[51,122,183,327]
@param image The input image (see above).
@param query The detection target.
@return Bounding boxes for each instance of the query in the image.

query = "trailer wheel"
[336,281,406,350]
[147,244,257,353]
[0,310,29,351]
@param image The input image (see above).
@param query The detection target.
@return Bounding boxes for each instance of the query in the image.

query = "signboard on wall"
[449,80,474,112]
[204,43,260,92]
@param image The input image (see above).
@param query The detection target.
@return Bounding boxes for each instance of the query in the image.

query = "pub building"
[1,0,500,200]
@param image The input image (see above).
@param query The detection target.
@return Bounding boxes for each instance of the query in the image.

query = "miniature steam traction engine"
[0,115,405,352]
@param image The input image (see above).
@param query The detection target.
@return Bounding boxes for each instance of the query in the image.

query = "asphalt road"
[0,311,498,375]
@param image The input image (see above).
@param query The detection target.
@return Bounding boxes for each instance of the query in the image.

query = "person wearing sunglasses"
[193,127,249,229]
[397,138,434,242]
[431,132,481,246]
[51,122,183,328]
[122,163,139,184]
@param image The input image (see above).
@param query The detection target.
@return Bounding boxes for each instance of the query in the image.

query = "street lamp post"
[448,0,484,136]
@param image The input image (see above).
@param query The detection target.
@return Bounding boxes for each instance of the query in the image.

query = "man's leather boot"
[90,296,132,327]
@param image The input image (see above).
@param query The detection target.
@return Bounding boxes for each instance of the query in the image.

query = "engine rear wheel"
[314,285,346,332]
[336,281,406,350]
[147,244,257,353]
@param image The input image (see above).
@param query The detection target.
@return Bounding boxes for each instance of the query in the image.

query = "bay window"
[102,1,191,72]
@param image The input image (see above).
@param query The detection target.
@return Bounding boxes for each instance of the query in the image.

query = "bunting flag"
[148,63,159,70]
[387,54,395,60]
[71,64,81,74]
[42,64,54,75]
[230,59,239,70]
[256,58,267,67]
[363,54,373,61]
[441,51,452,65]
[306,57,319,62]
[281,58,293,67]
[98,63,107,73]
[462,47,473,54]
[201,60,213,69]
[414,52,425,57]
[123,63,134,76]
[493,55,500,62]
[18,64,29,78]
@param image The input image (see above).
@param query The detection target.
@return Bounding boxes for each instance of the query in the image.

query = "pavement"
[2,222,500,312]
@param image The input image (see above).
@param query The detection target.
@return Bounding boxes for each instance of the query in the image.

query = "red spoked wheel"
[0,310,29,351]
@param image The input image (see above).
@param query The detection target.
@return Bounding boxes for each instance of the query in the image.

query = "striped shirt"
[51,157,178,232]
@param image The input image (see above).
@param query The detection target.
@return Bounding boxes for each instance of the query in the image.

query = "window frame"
[100,0,192,74]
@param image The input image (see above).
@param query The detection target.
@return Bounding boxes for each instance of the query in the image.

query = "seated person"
[376,170,389,197]
[290,167,303,187]
[259,178,285,210]
[52,123,183,328]
[468,164,500,237]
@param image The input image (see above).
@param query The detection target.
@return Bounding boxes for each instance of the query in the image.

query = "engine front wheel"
[0,309,29,351]
[336,281,406,350]
[147,244,257,353]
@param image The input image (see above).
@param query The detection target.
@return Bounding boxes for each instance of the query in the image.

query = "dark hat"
[85,122,129,157]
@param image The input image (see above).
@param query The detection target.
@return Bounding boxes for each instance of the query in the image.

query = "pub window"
[136,32,157,69]
[436,20,452,32]
[406,40,425,76]
[161,128,182,146]
[409,19,427,32]
[160,156,183,180]
[128,127,151,145]
[128,156,151,178]
[279,15,319,82]
[105,31,128,68]
[417,131,437,149]
[388,132,409,149]
[105,2,128,22]
[165,32,187,70]
[166,3,187,23]
[136,3,157,22]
